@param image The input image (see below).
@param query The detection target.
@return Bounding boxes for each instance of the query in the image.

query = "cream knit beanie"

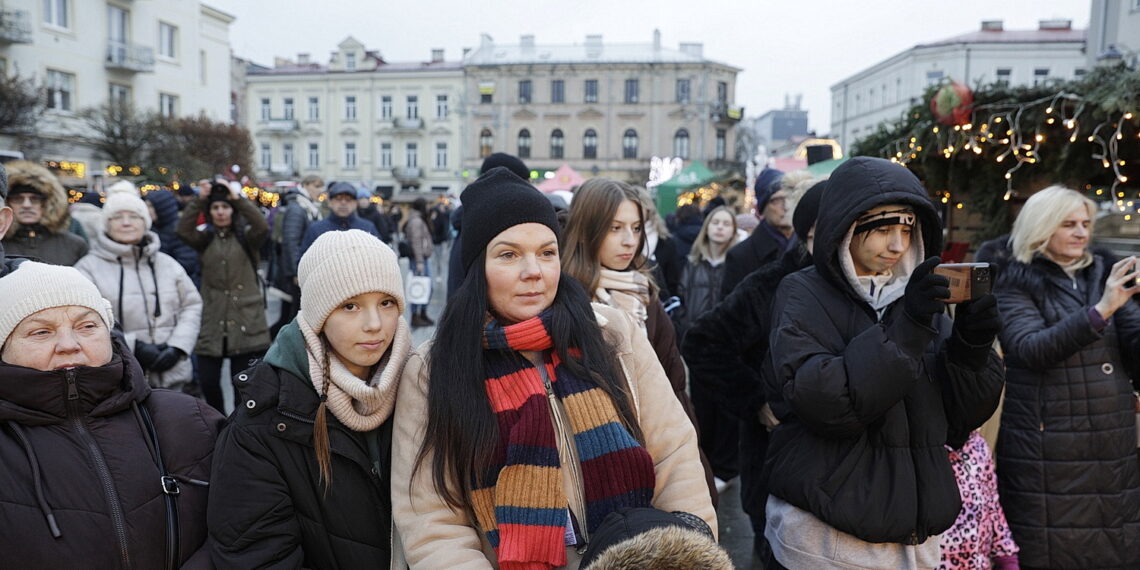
[102,192,152,229]
[0,262,116,347]
[106,179,139,196]
[298,229,404,332]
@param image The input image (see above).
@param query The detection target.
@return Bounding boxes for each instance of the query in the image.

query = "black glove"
[953,294,1002,346]
[903,256,950,326]
[133,340,163,369]
[150,345,185,373]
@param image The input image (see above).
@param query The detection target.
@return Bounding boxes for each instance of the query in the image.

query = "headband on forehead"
[854,208,915,234]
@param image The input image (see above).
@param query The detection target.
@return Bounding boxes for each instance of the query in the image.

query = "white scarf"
[595,269,652,328]
[296,192,323,222]
[296,314,411,431]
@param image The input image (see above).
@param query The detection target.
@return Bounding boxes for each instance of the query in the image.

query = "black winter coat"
[720,222,788,297]
[0,338,223,569]
[676,258,726,340]
[764,157,1004,544]
[208,361,396,569]
[994,253,1140,569]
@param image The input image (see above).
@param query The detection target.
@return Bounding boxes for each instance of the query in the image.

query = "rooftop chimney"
[431,48,444,62]
[981,20,1003,32]
[1038,18,1072,30]
[653,29,661,50]
[521,35,535,48]
[297,53,310,65]
[679,42,703,58]
[585,34,602,57]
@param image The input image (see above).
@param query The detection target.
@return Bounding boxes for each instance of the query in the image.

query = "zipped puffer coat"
[0,338,224,568]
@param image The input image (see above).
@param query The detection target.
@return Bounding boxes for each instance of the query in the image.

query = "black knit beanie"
[792,179,827,242]
[207,182,231,205]
[480,152,530,181]
[460,166,559,271]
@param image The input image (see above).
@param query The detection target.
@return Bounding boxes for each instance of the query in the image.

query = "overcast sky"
[210,0,1090,134]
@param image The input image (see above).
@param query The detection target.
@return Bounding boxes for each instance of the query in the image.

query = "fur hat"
[0,162,7,201]
[460,166,559,271]
[106,180,139,197]
[0,262,115,348]
[580,508,731,570]
[3,160,71,237]
[298,229,404,332]
[102,192,152,229]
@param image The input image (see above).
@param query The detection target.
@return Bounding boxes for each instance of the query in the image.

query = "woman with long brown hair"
[208,230,411,569]
[391,169,715,568]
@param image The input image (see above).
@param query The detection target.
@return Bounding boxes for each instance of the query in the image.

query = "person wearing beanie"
[446,153,531,299]
[106,179,139,197]
[391,168,715,568]
[1,160,88,266]
[177,180,271,412]
[208,229,410,570]
[299,181,380,258]
[720,167,796,297]
[0,261,224,568]
[75,191,202,392]
[681,177,827,566]
[403,196,435,326]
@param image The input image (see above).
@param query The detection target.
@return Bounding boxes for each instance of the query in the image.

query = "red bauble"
[930,82,974,126]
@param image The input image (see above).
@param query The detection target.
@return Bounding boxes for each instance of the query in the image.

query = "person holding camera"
[762,157,1004,569]
[993,185,1140,570]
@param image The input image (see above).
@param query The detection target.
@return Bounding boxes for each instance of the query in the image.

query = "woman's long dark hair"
[414,254,643,512]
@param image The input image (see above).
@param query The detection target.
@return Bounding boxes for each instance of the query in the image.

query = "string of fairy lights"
[881,88,1138,219]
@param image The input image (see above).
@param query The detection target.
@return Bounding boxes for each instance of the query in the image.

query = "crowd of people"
[0,149,1138,570]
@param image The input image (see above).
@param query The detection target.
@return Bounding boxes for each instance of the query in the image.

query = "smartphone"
[932,262,992,304]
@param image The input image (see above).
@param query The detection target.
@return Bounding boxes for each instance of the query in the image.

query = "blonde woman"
[676,206,739,338]
[994,185,1140,570]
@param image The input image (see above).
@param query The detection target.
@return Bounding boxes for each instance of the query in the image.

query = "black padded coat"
[994,252,1140,569]
[763,157,1005,544]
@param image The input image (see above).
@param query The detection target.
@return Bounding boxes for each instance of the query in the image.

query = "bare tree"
[0,72,44,138]
[79,102,159,168]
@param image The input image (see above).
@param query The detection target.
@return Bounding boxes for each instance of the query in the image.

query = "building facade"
[830,19,1087,149]
[1088,0,1140,67]
[245,37,465,198]
[0,0,234,179]
[752,94,810,151]
[461,32,742,184]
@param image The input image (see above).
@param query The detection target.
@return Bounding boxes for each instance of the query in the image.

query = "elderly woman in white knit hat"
[0,262,224,568]
[75,191,202,392]
[208,229,410,569]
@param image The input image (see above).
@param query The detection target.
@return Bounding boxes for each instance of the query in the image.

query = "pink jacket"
[939,431,1020,570]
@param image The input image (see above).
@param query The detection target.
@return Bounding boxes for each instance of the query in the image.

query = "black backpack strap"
[134,401,180,570]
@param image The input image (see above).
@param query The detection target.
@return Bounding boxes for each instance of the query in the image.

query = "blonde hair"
[1010,185,1096,268]
[689,206,739,264]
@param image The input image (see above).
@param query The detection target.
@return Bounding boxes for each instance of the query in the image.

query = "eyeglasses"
[12,194,44,206]
[109,213,145,223]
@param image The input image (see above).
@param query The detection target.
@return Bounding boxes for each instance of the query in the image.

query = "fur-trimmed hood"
[582,525,732,569]
[3,161,71,237]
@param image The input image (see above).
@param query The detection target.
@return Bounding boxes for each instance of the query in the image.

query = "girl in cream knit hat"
[207,229,410,569]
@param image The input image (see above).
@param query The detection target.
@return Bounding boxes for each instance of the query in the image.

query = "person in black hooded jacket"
[0,163,27,277]
[0,261,223,569]
[681,179,826,565]
[762,157,1004,569]
[145,189,200,285]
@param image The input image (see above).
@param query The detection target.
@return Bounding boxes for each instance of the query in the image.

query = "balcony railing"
[106,41,155,73]
[393,117,424,130]
[0,10,32,44]
[264,119,299,132]
[392,166,422,183]
[711,103,744,124]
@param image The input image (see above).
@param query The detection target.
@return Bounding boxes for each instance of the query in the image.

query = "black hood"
[814,157,941,296]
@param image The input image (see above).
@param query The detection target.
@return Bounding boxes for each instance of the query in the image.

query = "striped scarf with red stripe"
[474,311,655,570]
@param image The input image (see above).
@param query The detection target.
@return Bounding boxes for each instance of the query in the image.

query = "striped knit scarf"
[474,311,656,570]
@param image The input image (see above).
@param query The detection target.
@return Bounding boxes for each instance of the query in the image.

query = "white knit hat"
[0,262,116,347]
[102,192,152,229]
[298,229,405,332]
[106,179,139,196]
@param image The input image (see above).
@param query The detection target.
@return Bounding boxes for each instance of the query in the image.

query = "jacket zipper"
[66,369,133,569]
[533,361,590,550]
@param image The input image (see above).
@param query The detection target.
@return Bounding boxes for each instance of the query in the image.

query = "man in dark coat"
[1,160,88,266]
[299,182,380,257]
[0,163,25,277]
[145,189,201,284]
[681,179,826,564]
[720,167,789,296]
[270,175,325,333]
[762,157,1004,568]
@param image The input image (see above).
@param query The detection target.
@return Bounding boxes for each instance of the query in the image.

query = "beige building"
[245,38,466,199]
[0,0,234,177]
[461,32,743,184]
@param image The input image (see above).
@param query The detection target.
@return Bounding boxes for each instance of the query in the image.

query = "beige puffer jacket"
[391,303,716,569]
[75,230,202,390]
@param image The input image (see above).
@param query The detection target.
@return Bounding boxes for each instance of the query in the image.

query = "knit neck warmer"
[296,192,323,221]
[295,314,410,432]
[595,268,650,327]
[475,312,656,570]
